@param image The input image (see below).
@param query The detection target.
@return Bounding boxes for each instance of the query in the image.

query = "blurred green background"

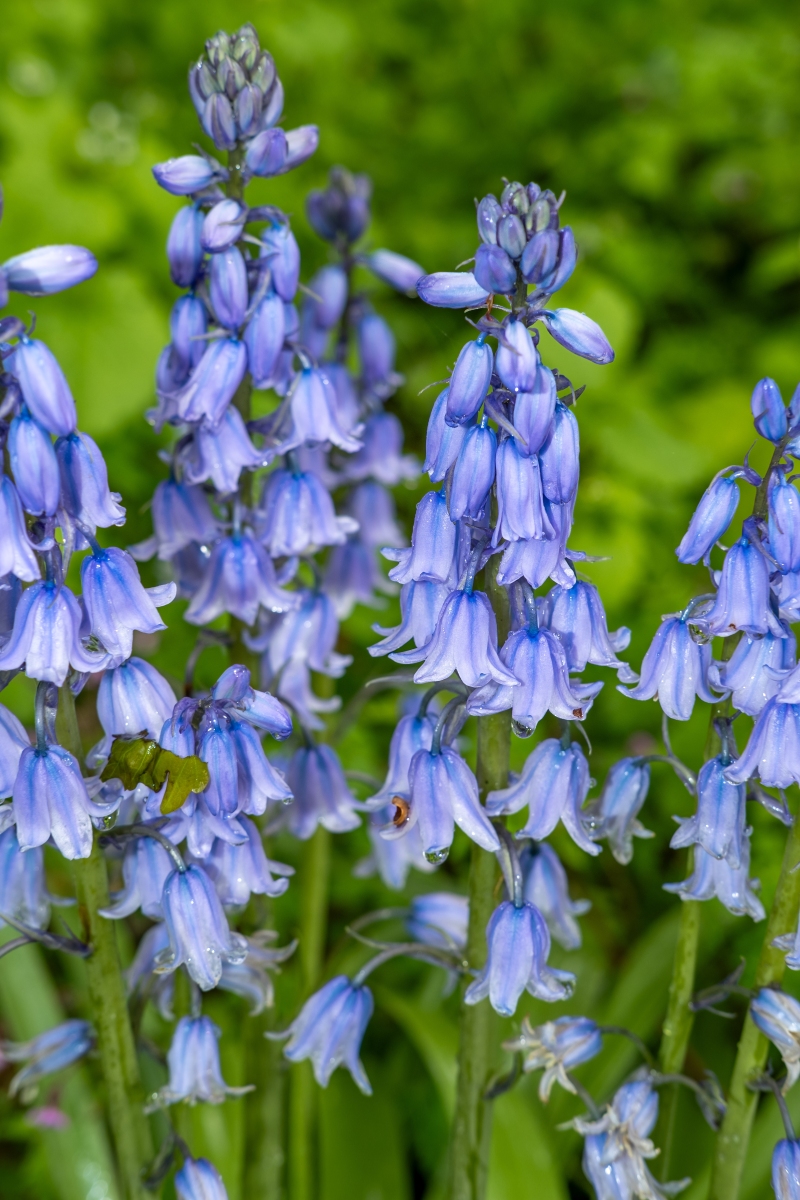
[2,1,800,1198]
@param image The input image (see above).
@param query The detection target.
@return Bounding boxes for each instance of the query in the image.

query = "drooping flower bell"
[280,975,374,1094]
[464,900,575,1015]
[750,988,800,1091]
[148,1015,251,1108]
[503,1015,602,1101]
[156,863,248,991]
[620,613,716,721]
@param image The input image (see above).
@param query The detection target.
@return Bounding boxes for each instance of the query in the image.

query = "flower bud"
[751,376,787,443]
[209,246,248,329]
[281,125,319,172]
[424,387,467,481]
[416,271,489,309]
[8,409,60,515]
[261,223,300,301]
[244,128,287,177]
[520,228,558,284]
[473,244,516,295]
[676,472,740,564]
[166,205,204,288]
[306,265,348,330]
[234,83,262,137]
[446,338,493,426]
[201,93,237,150]
[496,319,538,392]
[201,199,246,253]
[540,308,614,364]
[496,213,526,259]
[175,1157,229,1200]
[260,77,285,129]
[367,249,424,293]
[2,245,97,296]
[540,402,580,503]
[9,338,77,436]
[176,337,248,426]
[152,155,223,195]
[477,194,502,244]
[358,313,395,388]
[449,420,497,520]
[513,365,557,455]
[244,291,286,388]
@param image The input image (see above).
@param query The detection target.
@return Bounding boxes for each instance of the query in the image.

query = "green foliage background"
[1,1,800,1198]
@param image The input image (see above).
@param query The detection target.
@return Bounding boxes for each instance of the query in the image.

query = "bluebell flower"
[486,737,599,856]
[358,312,396,392]
[285,744,360,839]
[676,470,741,564]
[8,409,60,515]
[664,832,765,920]
[2,1020,94,1098]
[704,537,784,638]
[97,657,176,741]
[9,338,77,435]
[169,294,208,376]
[539,401,580,503]
[465,900,575,1015]
[406,892,469,951]
[751,988,800,1090]
[769,473,800,574]
[522,842,590,950]
[81,546,175,660]
[467,625,602,729]
[100,828,174,919]
[217,932,297,1015]
[149,1015,251,1109]
[200,92,237,149]
[777,570,800,623]
[546,580,636,680]
[709,627,795,716]
[280,125,319,172]
[671,755,746,867]
[394,745,499,863]
[520,227,576,292]
[0,475,40,582]
[55,431,126,531]
[416,271,490,308]
[493,436,553,543]
[167,205,204,288]
[504,1015,601,1101]
[367,710,436,808]
[619,614,716,720]
[424,388,468,482]
[2,245,97,296]
[257,467,357,557]
[209,246,249,330]
[367,249,424,293]
[724,692,800,788]
[198,709,291,817]
[752,377,788,443]
[473,243,516,294]
[574,1080,686,1200]
[303,264,348,331]
[497,527,573,591]
[539,309,614,365]
[369,580,450,657]
[476,194,502,243]
[513,365,557,456]
[183,405,264,495]
[346,482,403,549]
[244,127,288,176]
[771,904,800,972]
[152,155,226,195]
[445,338,493,426]
[201,199,247,253]
[255,589,350,682]
[205,816,293,905]
[394,587,519,689]
[771,1139,800,1199]
[211,663,293,738]
[150,477,218,560]
[174,337,248,427]
[287,367,361,454]
[244,291,286,388]
[341,412,417,486]
[125,922,174,1020]
[0,580,109,685]
[281,975,374,1094]
[322,364,360,435]
[323,537,394,620]
[185,532,294,626]
[356,805,435,890]
[157,863,247,991]
[0,824,49,929]
[387,489,458,587]
[496,319,538,393]
[585,758,652,865]
[448,418,496,520]
[175,1157,229,1200]
[305,165,370,243]
[261,222,300,302]
[0,574,21,639]
[13,743,98,859]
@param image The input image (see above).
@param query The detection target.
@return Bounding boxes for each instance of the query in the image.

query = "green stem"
[57,686,152,1200]
[447,561,510,1200]
[289,826,332,1200]
[243,1005,287,1198]
[708,802,800,1200]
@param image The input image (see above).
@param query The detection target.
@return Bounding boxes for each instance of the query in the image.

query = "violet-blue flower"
[539,308,614,365]
[416,271,490,309]
[772,1139,800,1199]
[152,155,224,195]
[81,545,175,660]
[174,337,248,427]
[493,436,553,543]
[100,830,174,919]
[387,489,458,587]
[464,900,575,1014]
[392,745,499,863]
[149,1015,250,1109]
[257,467,357,557]
[448,418,496,520]
[185,532,293,626]
[539,401,579,503]
[424,387,468,482]
[671,754,747,867]
[244,127,288,176]
[513,365,557,456]
[175,1157,229,1200]
[13,742,97,859]
[367,249,424,293]
[619,614,716,720]
[394,587,519,689]
[522,842,590,950]
[406,892,469,951]
[281,975,374,1094]
[770,472,800,574]
[0,580,109,685]
[261,222,300,302]
[55,431,126,531]
[341,411,417,485]
[664,832,765,920]
[546,580,636,680]
[150,476,218,560]
[586,758,652,865]
[473,243,516,294]
[209,246,249,330]
[486,737,599,856]
[204,816,293,905]
[3,245,97,297]
[183,406,264,495]
[704,536,784,638]
[0,824,49,930]
[369,579,450,657]
[244,291,286,388]
[367,710,436,809]
[358,312,396,392]
[97,656,177,741]
[0,475,40,582]
[752,377,788,443]
[2,1020,94,1097]
[9,338,77,436]
[157,863,247,991]
[167,205,204,288]
[201,199,246,253]
[445,337,493,426]
[169,294,208,375]
[676,470,741,564]
[286,367,362,454]
[285,744,360,839]
[503,1014,601,1101]
[8,409,60,516]
[750,988,800,1091]
[710,627,795,716]
[495,318,539,393]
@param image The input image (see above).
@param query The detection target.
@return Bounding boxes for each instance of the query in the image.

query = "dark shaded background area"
[1,2,799,1198]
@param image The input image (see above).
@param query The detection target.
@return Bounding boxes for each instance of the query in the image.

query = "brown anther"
[391,796,409,827]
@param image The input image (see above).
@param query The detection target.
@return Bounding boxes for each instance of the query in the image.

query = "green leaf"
[100,736,209,814]
[318,1067,411,1200]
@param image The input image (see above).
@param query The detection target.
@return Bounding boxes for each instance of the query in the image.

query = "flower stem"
[447,560,510,1200]
[708,800,800,1200]
[57,686,152,1200]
